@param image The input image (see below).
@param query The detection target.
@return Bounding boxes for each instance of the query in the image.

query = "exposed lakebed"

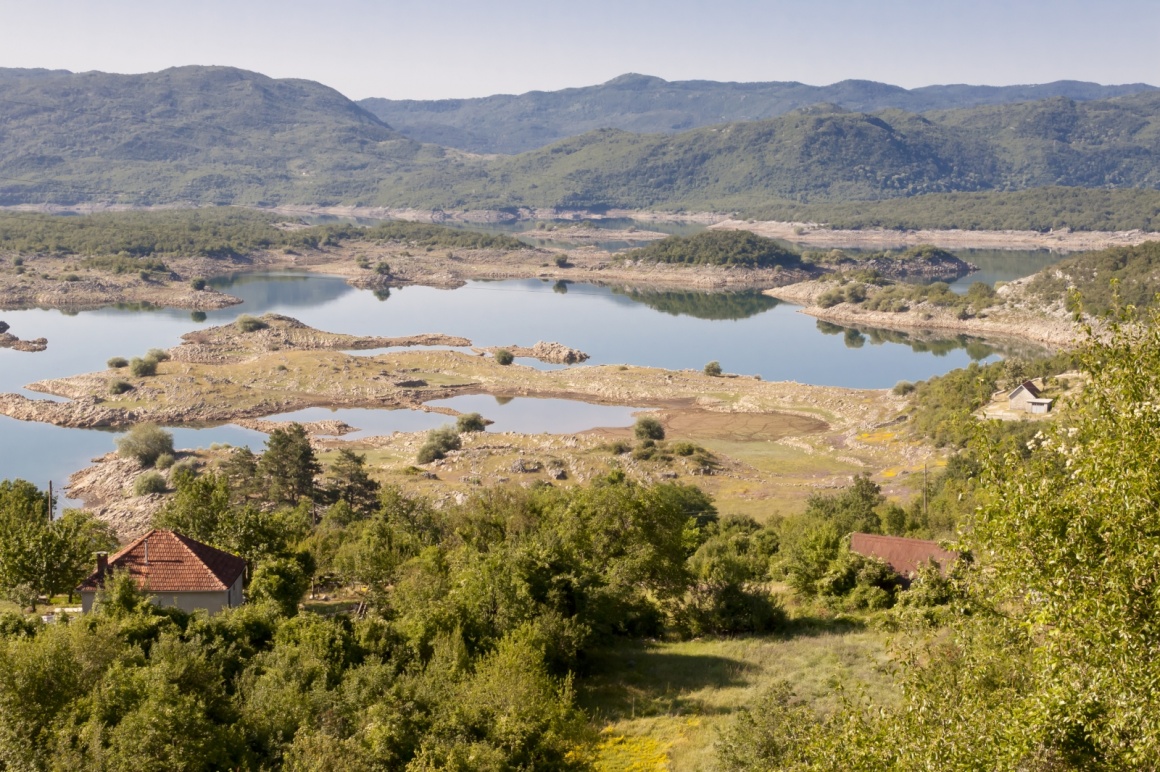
[0,266,1051,503]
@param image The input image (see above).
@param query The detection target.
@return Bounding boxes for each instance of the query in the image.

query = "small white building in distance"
[1008,380,1053,415]
[78,529,245,615]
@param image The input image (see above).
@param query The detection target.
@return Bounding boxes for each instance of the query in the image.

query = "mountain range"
[357,73,1158,154]
[1,66,1158,223]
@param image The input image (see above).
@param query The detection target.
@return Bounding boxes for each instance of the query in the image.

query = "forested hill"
[371,93,1160,212]
[0,66,430,206]
[358,73,1159,154]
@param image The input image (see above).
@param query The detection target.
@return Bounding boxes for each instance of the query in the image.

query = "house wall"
[80,589,233,615]
[228,575,243,609]
[1009,389,1035,411]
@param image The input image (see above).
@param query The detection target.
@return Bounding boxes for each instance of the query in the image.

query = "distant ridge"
[0,65,420,206]
[358,73,1158,154]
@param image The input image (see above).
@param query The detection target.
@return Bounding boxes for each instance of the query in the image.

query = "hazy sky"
[1,0,1156,100]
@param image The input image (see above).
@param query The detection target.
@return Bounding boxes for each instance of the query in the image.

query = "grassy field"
[579,610,895,771]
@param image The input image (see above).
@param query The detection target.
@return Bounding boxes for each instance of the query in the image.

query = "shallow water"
[0,265,1053,499]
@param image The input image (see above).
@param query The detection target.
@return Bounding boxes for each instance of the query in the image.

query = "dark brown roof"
[1009,380,1041,399]
[849,533,957,578]
[78,529,246,593]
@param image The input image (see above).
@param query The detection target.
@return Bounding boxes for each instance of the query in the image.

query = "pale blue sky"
[0,0,1155,100]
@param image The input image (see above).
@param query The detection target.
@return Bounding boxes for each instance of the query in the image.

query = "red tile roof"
[849,533,957,579]
[78,529,246,593]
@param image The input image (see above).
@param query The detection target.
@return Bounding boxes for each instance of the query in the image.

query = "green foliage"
[321,449,381,516]
[116,423,174,467]
[108,379,133,395]
[626,230,800,268]
[1028,241,1160,315]
[905,352,1075,447]
[634,415,665,441]
[248,554,313,616]
[416,425,462,464]
[133,471,167,496]
[494,348,514,365]
[257,423,321,506]
[704,360,723,376]
[455,412,487,433]
[748,186,1160,232]
[106,356,128,369]
[0,481,118,604]
[190,277,207,290]
[128,355,157,377]
[717,308,1160,769]
[236,314,269,332]
[374,261,390,275]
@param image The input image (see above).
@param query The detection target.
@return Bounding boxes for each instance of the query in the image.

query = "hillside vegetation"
[359,72,1157,154]
[746,187,1160,232]
[0,209,527,258]
[623,230,801,268]
[1027,240,1160,314]
[0,66,431,206]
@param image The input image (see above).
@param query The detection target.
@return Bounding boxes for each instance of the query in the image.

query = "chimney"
[96,552,108,577]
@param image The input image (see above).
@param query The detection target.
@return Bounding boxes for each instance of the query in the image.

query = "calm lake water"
[0,252,1057,501]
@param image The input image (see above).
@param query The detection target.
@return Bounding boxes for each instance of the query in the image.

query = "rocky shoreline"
[766,280,1081,348]
[0,320,47,352]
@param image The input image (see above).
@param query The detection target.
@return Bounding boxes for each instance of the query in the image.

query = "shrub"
[494,349,514,366]
[190,277,206,291]
[236,314,268,332]
[672,441,698,456]
[607,440,632,455]
[63,273,80,282]
[133,471,167,496]
[154,453,176,470]
[892,380,916,396]
[375,261,391,275]
[108,379,133,395]
[107,357,129,369]
[456,412,487,433]
[12,257,23,266]
[634,416,665,441]
[145,348,170,362]
[129,357,157,377]
[116,423,175,467]
[672,583,786,637]
[417,425,462,464]
[704,360,723,377]
[554,254,570,268]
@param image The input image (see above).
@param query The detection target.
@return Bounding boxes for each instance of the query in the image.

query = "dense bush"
[704,360,723,376]
[416,425,462,463]
[494,348,514,365]
[634,416,665,441]
[456,412,487,432]
[108,379,133,395]
[106,356,128,369]
[236,314,268,332]
[133,471,167,495]
[115,423,174,467]
[128,356,157,377]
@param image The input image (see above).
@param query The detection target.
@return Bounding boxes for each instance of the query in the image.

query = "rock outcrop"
[478,341,590,364]
[173,313,472,364]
